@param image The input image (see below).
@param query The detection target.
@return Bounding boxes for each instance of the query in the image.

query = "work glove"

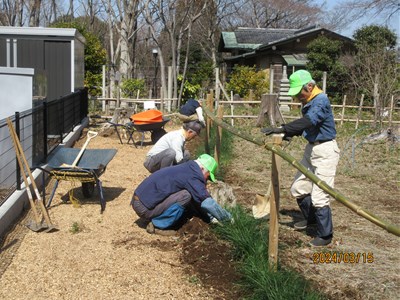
[260,127,285,136]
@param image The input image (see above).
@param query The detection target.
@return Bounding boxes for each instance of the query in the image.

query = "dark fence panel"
[0,88,88,206]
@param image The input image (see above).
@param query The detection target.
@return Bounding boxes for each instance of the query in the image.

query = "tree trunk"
[29,0,42,27]
[256,94,283,127]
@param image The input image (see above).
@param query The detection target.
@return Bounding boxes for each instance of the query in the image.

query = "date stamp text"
[312,252,374,264]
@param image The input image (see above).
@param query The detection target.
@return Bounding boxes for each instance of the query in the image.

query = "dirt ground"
[224,124,399,300]
[0,120,241,300]
[0,118,399,299]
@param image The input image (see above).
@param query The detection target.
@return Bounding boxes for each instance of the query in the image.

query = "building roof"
[220,27,296,51]
[219,25,353,53]
[0,26,86,44]
[219,25,354,66]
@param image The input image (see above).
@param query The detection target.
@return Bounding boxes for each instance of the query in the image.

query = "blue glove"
[201,197,232,222]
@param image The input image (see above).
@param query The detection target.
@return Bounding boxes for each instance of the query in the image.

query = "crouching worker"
[132,154,232,235]
[143,120,203,173]
[177,98,206,127]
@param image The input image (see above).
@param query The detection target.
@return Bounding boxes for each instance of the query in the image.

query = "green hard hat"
[198,154,218,182]
[287,70,313,96]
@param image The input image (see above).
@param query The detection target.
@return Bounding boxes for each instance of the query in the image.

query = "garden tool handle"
[70,131,98,168]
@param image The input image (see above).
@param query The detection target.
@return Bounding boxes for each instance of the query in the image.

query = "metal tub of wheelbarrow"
[43,148,117,213]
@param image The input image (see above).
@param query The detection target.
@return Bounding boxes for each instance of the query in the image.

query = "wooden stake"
[355,94,364,129]
[389,95,394,128]
[214,105,224,164]
[205,93,213,154]
[268,134,282,271]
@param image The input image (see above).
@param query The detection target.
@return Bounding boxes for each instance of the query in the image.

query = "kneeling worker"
[132,154,232,234]
[143,120,203,173]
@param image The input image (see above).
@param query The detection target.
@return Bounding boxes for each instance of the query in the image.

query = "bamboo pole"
[269,135,282,271]
[203,107,400,237]
[355,94,364,129]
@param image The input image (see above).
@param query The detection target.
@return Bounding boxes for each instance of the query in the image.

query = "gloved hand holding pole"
[260,127,285,135]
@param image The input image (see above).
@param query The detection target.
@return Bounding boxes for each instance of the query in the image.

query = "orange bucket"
[130,109,163,125]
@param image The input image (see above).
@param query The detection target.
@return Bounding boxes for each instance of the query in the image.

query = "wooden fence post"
[214,105,224,164]
[268,134,282,271]
[215,68,220,108]
[340,95,347,126]
[230,91,234,126]
[389,95,394,128]
[355,94,364,129]
[205,92,214,154]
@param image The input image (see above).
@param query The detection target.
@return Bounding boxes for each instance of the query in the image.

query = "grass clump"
[214,206,325,300]
[70,221,82,234]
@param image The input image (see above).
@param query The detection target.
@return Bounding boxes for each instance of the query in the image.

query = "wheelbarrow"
[43,148,117,213]
[131,118,170,146]
[129,109,170,146]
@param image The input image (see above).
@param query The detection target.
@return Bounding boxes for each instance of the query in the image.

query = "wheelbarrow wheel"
[82,182,95,198]
[151,129,167,144]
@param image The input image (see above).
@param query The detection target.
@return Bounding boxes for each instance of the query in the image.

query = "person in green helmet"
[261,69,340,247]
[131,154,232,235]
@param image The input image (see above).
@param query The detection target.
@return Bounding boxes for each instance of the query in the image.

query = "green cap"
[197,154,218,182]
[287,70,313,96]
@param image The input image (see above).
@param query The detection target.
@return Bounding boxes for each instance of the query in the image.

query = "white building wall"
[0,67,34,188]
[0,67,34,119]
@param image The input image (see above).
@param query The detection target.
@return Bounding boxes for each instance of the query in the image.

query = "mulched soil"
[0,118,399,300]
[0,119,242,300]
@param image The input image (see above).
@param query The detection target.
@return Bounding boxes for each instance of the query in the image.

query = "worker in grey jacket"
[143,120,203,173]
[261,70,340,247]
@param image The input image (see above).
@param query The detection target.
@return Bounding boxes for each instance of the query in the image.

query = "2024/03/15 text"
[312,252,374,264]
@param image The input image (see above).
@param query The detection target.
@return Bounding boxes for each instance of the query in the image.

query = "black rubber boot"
[309,206,333,247]
[295,195,316,230]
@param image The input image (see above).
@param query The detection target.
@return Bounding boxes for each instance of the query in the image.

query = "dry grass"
[225,124,399,300]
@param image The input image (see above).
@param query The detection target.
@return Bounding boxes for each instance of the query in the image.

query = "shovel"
[61,131,98,168]
[7,118,57,232]
[252,182,271,219]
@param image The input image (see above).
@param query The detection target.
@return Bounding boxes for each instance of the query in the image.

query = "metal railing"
[0,88,88,206]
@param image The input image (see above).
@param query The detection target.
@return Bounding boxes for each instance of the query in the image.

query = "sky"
[315,0,400,40]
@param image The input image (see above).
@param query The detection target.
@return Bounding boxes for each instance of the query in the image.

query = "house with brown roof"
[218,25,354,92]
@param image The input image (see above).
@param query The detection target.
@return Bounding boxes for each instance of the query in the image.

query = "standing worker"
[261,69,340,247]
[143,120,203,173]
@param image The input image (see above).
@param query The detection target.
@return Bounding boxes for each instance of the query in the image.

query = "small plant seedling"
[188,275,200,284]
[70,222,81,234]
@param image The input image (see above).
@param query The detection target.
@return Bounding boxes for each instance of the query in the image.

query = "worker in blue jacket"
[177,98,206,127]
[261,70,340,247]
[131,154,232,235]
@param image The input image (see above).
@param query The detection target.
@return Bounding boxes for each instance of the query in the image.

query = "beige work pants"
[290,140,340,208]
